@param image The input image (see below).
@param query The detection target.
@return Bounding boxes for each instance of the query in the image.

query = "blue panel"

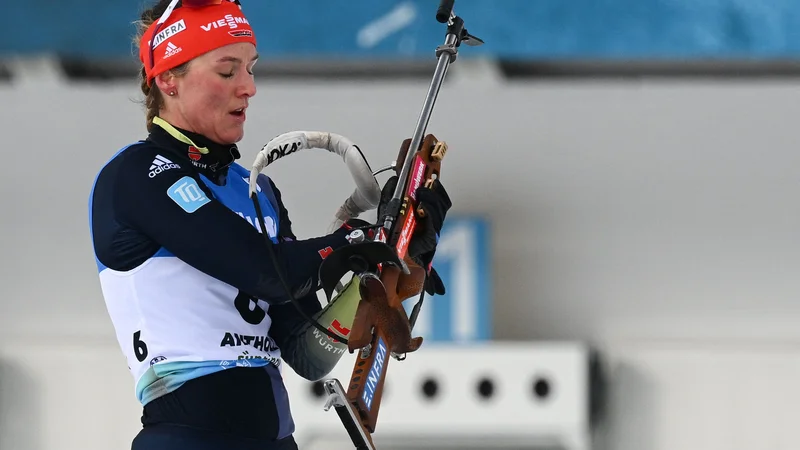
[5,1,800,59]
[404,215,493,343]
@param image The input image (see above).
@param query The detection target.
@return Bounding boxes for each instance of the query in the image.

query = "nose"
[238,72,256,98]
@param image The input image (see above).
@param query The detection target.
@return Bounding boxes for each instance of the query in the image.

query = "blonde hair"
[133,0,191,132]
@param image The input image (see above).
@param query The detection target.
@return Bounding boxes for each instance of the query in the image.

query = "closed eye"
[218,56,258,79]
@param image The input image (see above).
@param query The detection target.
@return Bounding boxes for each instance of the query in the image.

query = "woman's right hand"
[377,175,451,296]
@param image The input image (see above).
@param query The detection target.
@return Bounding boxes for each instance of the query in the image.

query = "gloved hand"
[337,218,378,243]
[378,175,452,296]
[408,178,451,262]
[422,266,446,296]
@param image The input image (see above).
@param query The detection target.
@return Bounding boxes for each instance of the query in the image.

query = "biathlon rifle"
[247,1,482,448]
[317,2,483,449]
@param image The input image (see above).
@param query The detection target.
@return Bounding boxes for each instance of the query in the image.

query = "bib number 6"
[234,290,267,325]
[133,330,148,362]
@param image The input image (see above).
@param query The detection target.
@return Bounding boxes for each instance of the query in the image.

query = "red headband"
[138,0,257,85]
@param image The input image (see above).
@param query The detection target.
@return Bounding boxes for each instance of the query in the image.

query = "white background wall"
[2,72,800,449]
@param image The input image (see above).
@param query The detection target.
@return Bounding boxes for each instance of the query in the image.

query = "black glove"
[377,175,452,296]
[408,178,451,263]
[423,266,446,296]
[338,218,378,243]
[377,176,452,259]
[412,179,451,296]
[377,175,399,224]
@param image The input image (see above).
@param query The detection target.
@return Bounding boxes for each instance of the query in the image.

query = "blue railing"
[4,0,800,59]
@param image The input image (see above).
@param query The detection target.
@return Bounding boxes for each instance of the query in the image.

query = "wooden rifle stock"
[352,134,444,416]
[323,135,445,448]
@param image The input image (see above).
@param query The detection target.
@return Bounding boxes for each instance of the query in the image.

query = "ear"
[153,72,177,96]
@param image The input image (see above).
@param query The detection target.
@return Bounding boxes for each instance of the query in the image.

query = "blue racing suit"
[89,117,356,448]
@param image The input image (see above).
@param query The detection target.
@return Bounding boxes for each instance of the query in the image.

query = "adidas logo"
[149,155,180,178]
[164,41,182,59]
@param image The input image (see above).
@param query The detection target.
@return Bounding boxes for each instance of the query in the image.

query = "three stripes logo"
[149,155,180,179]
[164,41,182,59]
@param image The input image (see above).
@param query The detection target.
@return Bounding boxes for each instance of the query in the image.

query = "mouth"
[230,108,246,120]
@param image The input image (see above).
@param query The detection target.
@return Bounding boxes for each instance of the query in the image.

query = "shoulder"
[96,139,188,182]
[94,139,202,212]
[121,141,185,178]
[93,140,148,193]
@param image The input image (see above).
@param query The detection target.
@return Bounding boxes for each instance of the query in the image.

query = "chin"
[219,129,245,145]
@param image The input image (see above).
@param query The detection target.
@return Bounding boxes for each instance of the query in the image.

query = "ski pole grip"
[436,0,454,23]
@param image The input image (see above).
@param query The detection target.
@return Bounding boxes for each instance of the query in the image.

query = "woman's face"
[160,42,258,145]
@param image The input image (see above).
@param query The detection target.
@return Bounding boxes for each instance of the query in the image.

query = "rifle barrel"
[384,32,458,231]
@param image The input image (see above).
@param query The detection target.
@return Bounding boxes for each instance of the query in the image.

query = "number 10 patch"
[168,176,210,213]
